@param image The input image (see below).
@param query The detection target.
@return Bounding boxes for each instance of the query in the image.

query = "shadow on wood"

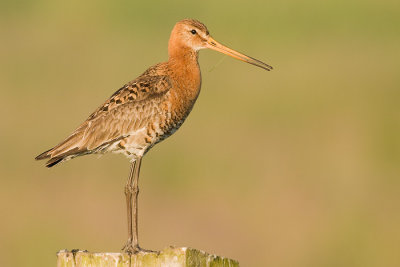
[57,246,239,267]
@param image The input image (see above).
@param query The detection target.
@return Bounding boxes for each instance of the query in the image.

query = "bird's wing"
[36,72,172,165]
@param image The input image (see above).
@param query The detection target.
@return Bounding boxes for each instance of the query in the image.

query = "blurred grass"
[1,0,400,266]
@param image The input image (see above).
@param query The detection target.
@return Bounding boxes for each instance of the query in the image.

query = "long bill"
[206,37,273,71]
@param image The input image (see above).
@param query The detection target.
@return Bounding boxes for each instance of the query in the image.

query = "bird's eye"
[190,29,197,35]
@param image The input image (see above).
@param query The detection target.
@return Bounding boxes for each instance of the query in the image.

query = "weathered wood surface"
[57,246,239,267]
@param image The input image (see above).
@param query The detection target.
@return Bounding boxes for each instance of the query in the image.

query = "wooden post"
[57,246,239,267]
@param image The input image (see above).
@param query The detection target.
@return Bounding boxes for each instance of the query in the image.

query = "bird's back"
[36,63,183,167]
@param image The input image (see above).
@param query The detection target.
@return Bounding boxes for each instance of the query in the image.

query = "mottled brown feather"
[38,64,173,165]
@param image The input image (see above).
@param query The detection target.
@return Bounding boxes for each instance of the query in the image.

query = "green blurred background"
[1,0,399,266]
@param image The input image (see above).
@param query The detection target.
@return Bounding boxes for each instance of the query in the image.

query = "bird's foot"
[122,241,158,254]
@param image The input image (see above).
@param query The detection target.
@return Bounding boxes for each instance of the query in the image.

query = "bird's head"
[168,19,273,71]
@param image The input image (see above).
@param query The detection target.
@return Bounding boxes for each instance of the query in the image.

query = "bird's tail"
[35,131,87,168]
[35,148,66,168]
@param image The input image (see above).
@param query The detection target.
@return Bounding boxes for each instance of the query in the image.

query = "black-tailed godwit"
[36,19,272,253]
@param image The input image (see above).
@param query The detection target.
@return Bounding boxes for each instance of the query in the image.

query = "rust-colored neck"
[167,37,201,101]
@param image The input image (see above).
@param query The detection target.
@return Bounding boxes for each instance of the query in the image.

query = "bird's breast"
[157,80,201,139]
[115,60,202,158]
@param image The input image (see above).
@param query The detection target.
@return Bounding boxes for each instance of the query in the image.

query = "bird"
[35,19,273,254]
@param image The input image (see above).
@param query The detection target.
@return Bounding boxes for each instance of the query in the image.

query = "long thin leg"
[123,160,136,253]
[132,157,142,248]
[122,157,156,254]
[123,157,147,254]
